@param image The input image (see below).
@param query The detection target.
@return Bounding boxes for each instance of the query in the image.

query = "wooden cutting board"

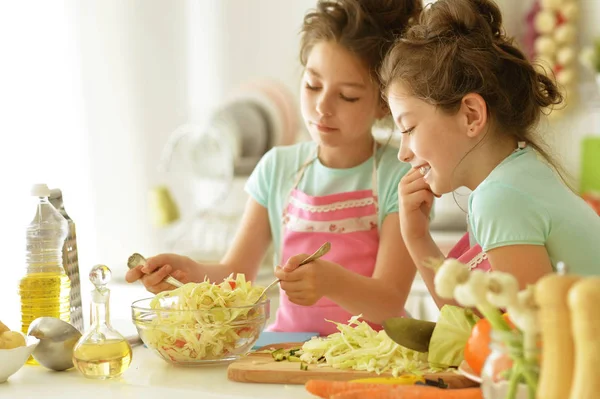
[227,343,478,388]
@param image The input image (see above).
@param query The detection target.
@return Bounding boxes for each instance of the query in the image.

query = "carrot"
[330,388,398,399]
[330,387,483,399]
[305,380,391,398]
[305,380,483,399]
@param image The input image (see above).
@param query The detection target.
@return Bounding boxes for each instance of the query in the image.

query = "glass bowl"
[131,297,270,366]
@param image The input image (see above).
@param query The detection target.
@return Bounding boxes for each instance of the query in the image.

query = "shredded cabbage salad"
[142,274,266,362]
[299,316,436,377]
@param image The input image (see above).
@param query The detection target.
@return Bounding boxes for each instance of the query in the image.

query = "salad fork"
[127,252,185,288]
[255,242,331,302]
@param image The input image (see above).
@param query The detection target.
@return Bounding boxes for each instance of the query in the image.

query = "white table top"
[0,232,461,398]
[1,344,312,399]
[1,280,308,399]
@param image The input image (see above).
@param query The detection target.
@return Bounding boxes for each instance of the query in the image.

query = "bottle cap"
[90,264,111,303]
[30,183,51,197]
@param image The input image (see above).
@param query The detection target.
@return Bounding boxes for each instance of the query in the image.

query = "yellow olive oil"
[20,271,71,364]
[22,186,72,365]
[19,271,71,332]
[72,339,133,379]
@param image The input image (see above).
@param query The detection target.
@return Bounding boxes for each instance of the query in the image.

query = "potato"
[0,331,27,349]
[0,319,9,334]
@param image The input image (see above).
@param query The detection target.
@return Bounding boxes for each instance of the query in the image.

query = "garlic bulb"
[554,24,576,45]
[453,270,489,308]
[562,2,579,21]
[532,0,579,113]
[535,36,558,57]
[487,271,519,308]
[534,10,557,34]
[506,285,540,335]
[433,259,470,299]
[557,47,577,66]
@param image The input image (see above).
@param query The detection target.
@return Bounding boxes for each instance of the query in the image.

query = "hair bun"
[359,0,422,36]
[471,0,503,38]
[419,0,505,44]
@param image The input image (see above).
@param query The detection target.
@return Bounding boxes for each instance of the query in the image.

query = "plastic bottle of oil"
[19,184,71,358]
[72,265,132,379]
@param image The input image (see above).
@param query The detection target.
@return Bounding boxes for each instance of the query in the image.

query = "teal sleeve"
[381,162,409,216]
[469,182,550,251]
[244,148,277,207]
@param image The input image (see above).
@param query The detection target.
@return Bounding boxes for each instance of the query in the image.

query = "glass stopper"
[90,264,112,290]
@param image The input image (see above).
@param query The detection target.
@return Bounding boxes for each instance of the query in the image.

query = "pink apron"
[268,143,388,335]
[447,232,491,271]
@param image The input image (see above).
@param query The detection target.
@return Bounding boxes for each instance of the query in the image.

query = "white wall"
[0,1,96,329]
[188,0,314,109]
[71,0,190,269]
[63,0,600,276]
[1,0,598,328]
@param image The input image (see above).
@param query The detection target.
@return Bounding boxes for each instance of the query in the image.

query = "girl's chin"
[425,179,448,198]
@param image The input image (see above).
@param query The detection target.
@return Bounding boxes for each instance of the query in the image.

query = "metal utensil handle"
[258,279,280,298]
[298,241,331,266]
[256,242,331,300]
[125,334,144,347]
[127,252,185,288]
[164,275,184,288]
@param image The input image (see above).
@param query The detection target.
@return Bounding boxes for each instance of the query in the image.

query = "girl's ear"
[461,93,488,138]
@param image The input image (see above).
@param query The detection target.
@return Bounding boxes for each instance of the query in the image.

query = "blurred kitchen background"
[1,0,599,329]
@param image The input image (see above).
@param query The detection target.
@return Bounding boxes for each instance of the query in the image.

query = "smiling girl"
[380,0,600,308]
[127,0,422,335]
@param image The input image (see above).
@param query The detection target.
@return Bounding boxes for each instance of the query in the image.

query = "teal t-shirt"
[468,146,600,276]
[245,141,410,266]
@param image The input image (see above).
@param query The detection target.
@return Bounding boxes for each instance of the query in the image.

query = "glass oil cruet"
[72,264,132,379]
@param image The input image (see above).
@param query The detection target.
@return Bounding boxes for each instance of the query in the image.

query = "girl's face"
[300,41,386,150]
[387,82,475,195]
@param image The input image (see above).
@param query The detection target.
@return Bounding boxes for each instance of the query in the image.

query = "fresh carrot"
[330,388,395,399]
[330,387,483,399]
[305,380,390,398]
[305,380,483,399]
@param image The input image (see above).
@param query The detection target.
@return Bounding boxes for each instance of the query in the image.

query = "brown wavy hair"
[380,0,568,181]
[300,0,422,95]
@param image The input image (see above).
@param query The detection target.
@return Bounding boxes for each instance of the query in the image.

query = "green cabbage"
[300,316,431,377]
[427,305,479,368]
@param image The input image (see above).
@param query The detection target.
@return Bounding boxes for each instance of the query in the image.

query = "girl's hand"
[274,254,338,306]
[125,253,197,294]
[398,168,435,241]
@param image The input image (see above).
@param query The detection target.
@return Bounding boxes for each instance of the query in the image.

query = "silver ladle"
[27,317,142,371]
